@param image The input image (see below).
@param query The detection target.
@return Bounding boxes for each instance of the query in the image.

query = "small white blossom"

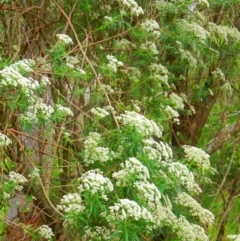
[37,225,54,240]
[55,104,73,117]
[164,106,180,124]
[9,171,28,191]
[134,181,161,209]
[175,192,215,225]
[141,41,159,55]
[9,171,28,184]
[83,132,115,165]
[112,157,150,186]
[57,193,85,213]
[167,162,202,194]
[65,56,80,65]
[115,39,136,50]
[104,16,113,22]
[41,76,51,86]
[83,226,111,241]
[143,138,173,162]
[90,107,110,118]
[106,55,123,73]
[3,192,11,200]
[99,84,115,93]
[182,145,210,170]
[177,19,209,41]
[78,169,113,201]
[102,199,153,223]
[117,111,162,138]
[29,168,40,179]
[169,92,185,110]
[56,34,73,45]
[0,133,11,146]
[141,19,161,38]
[117,0,144,16]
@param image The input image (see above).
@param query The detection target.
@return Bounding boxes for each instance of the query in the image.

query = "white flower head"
[141,19,161,38]
[103,198,153,223]
[175,192,214,225]
[55,104,73,117]
[9,171,28,184]
[83,132,115,165]
[182,145,210,170]
[106,55,123,73]
[117,111,162,138]
[57,193,85,214]
[0,133,11,146]
[117,0,144,16]
[112,157,150,186]
[83,226,111,241]
[56,34,73,45]
[78,169,113,200]
[37,225,54,240]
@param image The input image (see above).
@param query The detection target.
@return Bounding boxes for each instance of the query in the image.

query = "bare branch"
[206,119,240,154]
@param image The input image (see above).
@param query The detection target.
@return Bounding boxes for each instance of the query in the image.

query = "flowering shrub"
[1,0,240,240]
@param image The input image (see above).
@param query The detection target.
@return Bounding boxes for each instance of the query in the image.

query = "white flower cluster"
[104,16,113,22]
[182,145,210,170]
[9,171,28,191]
[149,63,170,88]
[173,216,209,241]
[20,98,54,122]
[164,105,180,124]
[122,66,142,82]
[83,226,111,241]
[106,55,123,73]
[169,92,185,110]
[83,132,115,165]
[117,111,162,138]
[175,192,215,225]
[37,225,54,240]
[141,19,161,38]
[90,105,116,118]
[55,104,73,117]
[28,168,40,179]
[12,59,35,72]
[167,162,202,194]
[103,199,153,223]
[115,39,136,51]
[143,138,172,162]
[0,133,11,146]
[112,157,150,186]
[78,169,113,201]
[57,193,85,213]
[117,0,144,16]
[140,41,159,55]
[227,234,240,241]
[41,76,51,86]
[65,56,80,65]
[149,63,169,75]
[134,181,161,209]
[99,84,115,93]
[0,59,39,98]
[177,43,198,69]
[177,19,209,41]
[56,34,73,45]
[208,24,240,45]
[212,68,225,82]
